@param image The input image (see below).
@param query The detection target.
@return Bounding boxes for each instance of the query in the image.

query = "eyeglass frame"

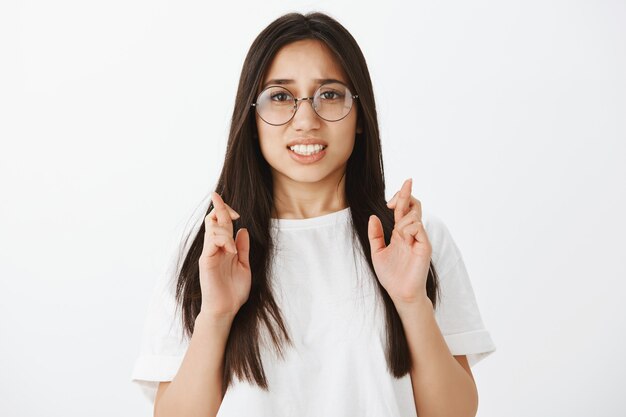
[250,81,359,126]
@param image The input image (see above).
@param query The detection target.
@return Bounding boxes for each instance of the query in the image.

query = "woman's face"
[255,39,361,185]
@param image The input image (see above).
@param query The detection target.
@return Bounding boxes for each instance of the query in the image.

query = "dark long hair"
[173,11,441,394]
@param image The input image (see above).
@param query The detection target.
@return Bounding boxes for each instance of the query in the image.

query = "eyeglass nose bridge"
[293,96,316,109]
[287,95,320,121]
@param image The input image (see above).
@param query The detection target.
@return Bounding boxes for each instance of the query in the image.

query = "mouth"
[286,144,327,164]
[286,144,328,156]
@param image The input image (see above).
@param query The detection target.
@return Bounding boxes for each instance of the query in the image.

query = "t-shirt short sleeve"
[423,212,496,367]
[130,273,190,404]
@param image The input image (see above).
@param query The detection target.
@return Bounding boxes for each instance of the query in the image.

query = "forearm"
[154,312,232,417]
[396,298,478,417]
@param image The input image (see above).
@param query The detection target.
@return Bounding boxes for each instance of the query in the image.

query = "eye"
[270,92,293,102]
[319,90,343,100]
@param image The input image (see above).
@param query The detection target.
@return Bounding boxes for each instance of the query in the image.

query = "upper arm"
[454,355,474,382]
[154,381,171,412]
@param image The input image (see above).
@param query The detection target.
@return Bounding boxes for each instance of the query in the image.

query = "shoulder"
[421,211,448,242]
[421,211,463,276]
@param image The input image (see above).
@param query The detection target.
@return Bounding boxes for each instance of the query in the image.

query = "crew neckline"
[270,206,351,229]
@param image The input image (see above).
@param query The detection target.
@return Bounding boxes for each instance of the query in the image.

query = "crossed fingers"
[387,178,422,223]
[394,208,422,243]
[386,179,427,246]
[206,192,240,225]
[203,192,240,254]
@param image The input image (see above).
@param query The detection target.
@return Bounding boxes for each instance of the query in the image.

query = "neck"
[271,169,348,219]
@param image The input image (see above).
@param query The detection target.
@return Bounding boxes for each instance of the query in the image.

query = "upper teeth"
[289,144,327,155]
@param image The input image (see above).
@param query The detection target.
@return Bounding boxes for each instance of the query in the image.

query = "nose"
[290,97,321,131]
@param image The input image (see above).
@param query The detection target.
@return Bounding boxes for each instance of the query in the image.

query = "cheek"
[257,131,284,161]
[333,120,358,153]
[255,118,273,156]
[257,136,275,160]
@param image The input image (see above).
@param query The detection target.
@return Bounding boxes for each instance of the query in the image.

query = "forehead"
[261,39,349,90]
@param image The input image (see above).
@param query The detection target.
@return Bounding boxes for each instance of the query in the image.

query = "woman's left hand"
[367,178,432,307]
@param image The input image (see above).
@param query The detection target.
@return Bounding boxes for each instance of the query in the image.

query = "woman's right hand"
[198,191,251,321]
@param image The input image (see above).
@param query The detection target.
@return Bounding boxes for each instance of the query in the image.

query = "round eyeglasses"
[251,81,359,126]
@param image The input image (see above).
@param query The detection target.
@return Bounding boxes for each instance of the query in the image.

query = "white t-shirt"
[131,208,496,416]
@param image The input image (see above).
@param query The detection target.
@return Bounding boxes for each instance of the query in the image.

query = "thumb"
[234,228,250,268]
[368,215,386,254]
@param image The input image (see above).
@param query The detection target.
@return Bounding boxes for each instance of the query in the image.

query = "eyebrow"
[261,78,346,91]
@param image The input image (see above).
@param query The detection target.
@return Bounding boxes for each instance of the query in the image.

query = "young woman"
[131,11,496,417]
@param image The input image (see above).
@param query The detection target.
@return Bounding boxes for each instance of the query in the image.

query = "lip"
[286,138,328,147]
[287,147,327,164]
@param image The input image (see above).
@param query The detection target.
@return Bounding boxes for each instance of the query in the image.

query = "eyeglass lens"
[255,82,354,125]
